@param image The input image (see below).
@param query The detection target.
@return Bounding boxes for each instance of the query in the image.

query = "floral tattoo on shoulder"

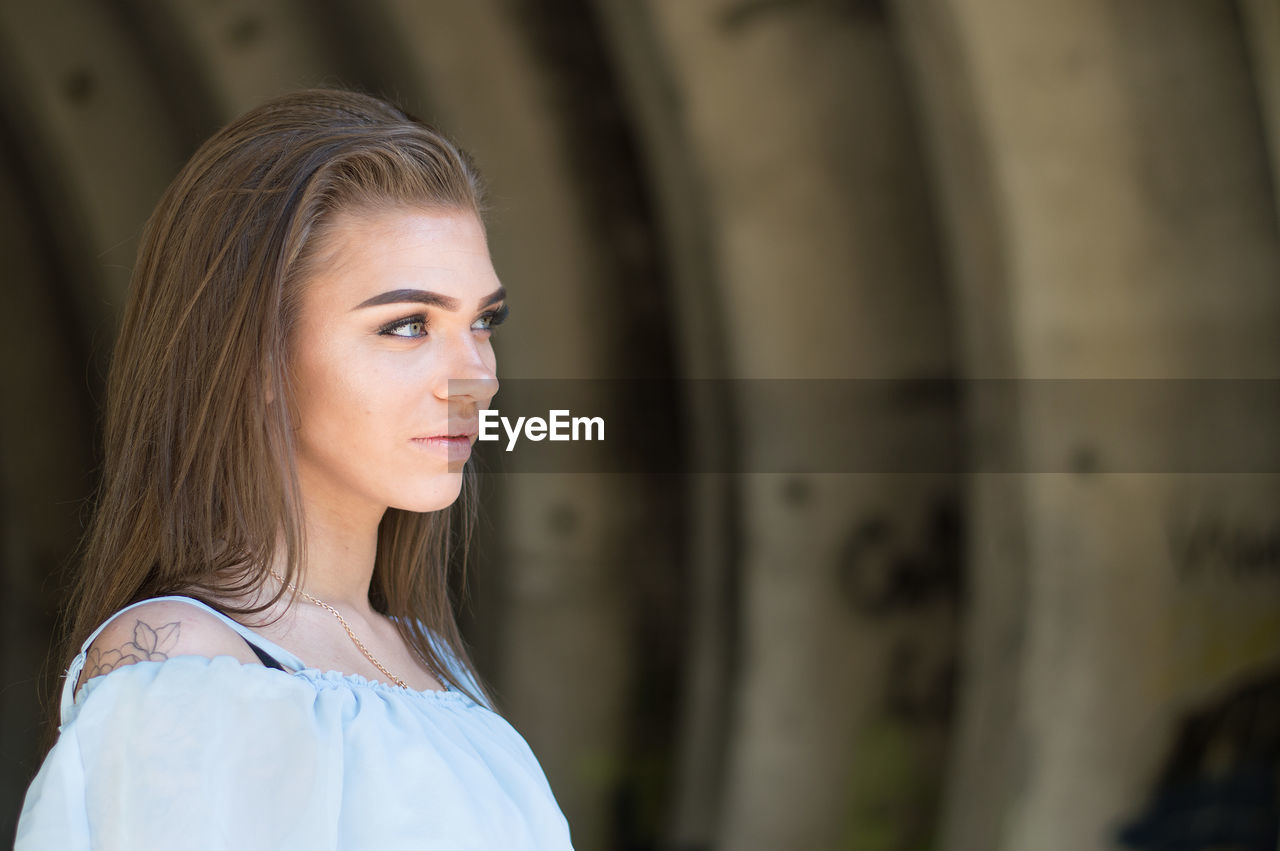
[83,620,182,682]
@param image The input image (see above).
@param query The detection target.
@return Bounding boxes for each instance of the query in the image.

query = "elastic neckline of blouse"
[294,666,468,700]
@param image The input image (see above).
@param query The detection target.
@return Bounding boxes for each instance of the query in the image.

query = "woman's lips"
[412,433,475,462]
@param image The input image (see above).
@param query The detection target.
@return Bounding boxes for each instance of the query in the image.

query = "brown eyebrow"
[352,286,506,312]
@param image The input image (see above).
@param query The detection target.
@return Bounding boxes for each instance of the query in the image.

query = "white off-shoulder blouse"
[15,595,573,850]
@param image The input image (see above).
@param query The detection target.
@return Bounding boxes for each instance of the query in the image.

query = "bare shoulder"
[76,600,261,694]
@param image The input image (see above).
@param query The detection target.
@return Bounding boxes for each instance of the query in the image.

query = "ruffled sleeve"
[16,655,343,850]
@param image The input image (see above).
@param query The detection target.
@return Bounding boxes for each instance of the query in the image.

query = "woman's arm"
[18,611,336,850]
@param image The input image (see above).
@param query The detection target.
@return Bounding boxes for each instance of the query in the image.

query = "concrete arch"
[621,1,964,847]
[894,2,1280,848]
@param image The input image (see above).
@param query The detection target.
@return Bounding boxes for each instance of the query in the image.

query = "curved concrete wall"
[3,3,1278,849]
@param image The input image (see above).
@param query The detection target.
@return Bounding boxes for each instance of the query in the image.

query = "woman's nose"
[435,335,498,405]
[446,375,499,407]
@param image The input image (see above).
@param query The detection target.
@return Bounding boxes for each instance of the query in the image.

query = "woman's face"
[289,207,502,520]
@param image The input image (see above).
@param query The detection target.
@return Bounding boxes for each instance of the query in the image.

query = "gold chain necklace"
[267,569,447,692]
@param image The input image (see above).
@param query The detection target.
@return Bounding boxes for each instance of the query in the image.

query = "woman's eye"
[473,303,509,332]
[379,316,428,338]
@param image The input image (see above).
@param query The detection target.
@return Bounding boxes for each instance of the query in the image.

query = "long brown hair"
[53,88,494,727]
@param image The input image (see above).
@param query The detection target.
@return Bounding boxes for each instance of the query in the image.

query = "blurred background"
[2,1,1280,849]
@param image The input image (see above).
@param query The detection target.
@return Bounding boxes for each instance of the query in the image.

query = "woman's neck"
[277,489,385,616]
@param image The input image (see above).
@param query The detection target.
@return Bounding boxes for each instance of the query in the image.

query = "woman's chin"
[391,476,464,513]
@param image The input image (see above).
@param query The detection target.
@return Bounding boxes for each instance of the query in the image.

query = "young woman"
[15,88,573,849]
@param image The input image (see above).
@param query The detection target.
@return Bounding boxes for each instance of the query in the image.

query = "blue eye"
[473,303,509,332]
[379,316,428,338]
